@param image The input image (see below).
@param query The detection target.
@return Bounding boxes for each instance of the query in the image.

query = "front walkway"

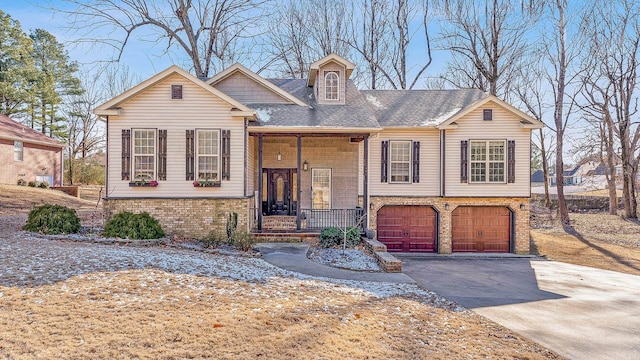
[400,257,640,360]
[254,243,414,283]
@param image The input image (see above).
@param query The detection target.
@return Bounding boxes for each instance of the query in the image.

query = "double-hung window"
[196,129,220,181]
[470,140,505,183]
[389,140,411,183]
[133,129,156,180]
[14,141,23,161]
[325,71,339,101]
[312,168,331,209]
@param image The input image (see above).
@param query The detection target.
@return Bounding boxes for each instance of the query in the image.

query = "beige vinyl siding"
[107,73,246,198]
[214,72,291,104]
[445,101,531,197]
[246,135,256,196]
[370,129,440,197]
[358,140,364,196]
[317,62,346,105]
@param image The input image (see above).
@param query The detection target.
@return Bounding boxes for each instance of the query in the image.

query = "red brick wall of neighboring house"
[0,139,63,186]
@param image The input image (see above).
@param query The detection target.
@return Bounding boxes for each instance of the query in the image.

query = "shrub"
[28,181,37,187]
[38,181,49,189]
[230,230,256,251]
[319,226,361,248]
[17,179,26,186]
[103,212,165,239]
[23,204,81,234]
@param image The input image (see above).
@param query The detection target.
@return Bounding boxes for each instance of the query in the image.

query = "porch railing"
[249,207,366,231]
[300,208,366,231]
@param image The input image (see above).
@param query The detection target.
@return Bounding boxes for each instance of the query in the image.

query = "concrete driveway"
[399,257,640,360]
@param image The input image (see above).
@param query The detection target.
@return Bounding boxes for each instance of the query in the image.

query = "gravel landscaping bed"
[307,246,382,272]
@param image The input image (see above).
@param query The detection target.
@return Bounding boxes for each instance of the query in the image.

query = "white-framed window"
[470,140,505,183]
[312,168,331,209]
[325,71,339,101]
[389,140,411,183]
[132,129,156,180]
[196,129,220,181]
[14,141,23,162]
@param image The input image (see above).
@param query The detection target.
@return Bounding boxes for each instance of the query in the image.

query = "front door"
[262,169,297,216]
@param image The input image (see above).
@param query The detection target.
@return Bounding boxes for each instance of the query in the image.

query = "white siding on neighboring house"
[213,72,291,104]
[107,73,246,198]
[369,129,440,197]
[444,101,531,197]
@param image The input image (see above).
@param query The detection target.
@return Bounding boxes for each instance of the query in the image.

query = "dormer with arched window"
[307,54,355,105]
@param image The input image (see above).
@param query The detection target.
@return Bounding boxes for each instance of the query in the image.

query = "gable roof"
[307,53,355,87]
[439,95,544,129]
[207,63,307,106]
[0,114,65,148]
[247,79,380,131]
[362,89,487,128]
[94,65,256,118]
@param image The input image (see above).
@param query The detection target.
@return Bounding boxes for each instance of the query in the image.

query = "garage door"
[377,206,437,252]
[452,206,511,253]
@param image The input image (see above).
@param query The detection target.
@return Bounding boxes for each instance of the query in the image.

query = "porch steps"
[362,238,403,273]
[252,231,320,244]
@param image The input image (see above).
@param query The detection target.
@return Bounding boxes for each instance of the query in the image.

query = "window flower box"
[193,180,221,187]
[129,180,159,187]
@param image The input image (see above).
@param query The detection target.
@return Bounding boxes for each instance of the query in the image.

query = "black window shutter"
[508,140,516,183]
[158,130,167,180]
[461,140,468,183]
[186,130,195,180]
[121,129,130,180]
[412,141,420,183]
[381,141,389,182]
[221,129,231,180]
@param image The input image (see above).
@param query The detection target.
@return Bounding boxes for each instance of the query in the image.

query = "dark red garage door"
[452,206,511,253]
[377,206,437,252]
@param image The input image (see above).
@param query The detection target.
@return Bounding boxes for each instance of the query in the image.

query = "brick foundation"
[369,196,531,254]
[104,197,252,239]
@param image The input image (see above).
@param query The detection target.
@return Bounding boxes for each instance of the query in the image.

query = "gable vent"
[483,109,493,121]
[171,85,183,99]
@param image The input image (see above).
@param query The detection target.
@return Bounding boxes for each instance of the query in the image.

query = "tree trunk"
[539,129,552,208]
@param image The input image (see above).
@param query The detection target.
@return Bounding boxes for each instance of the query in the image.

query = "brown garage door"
[452,206,511,253]
[377,206,437,252]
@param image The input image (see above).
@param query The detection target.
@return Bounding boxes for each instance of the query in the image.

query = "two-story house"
[95,54,543,254]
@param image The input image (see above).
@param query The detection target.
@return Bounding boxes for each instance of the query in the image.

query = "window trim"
[388,140,412,184]
[132,128,157,181]
[311,168,332,210]
[14,141,23,162]
[469,139,506,184]
[195,128,221,182]
[324,71,339,101]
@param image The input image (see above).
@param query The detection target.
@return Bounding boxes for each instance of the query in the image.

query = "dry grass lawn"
[0,270,560,359]
[0,185,562,359]
[531,209,640,276]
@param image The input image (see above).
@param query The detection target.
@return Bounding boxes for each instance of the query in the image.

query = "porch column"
[257,135,263,231]
[363,134,369,226]
[296,135,302,230]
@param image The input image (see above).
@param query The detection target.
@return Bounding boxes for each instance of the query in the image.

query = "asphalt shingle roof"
[361,89,487,127]
[0,114,64,147]
[248,79,379,129]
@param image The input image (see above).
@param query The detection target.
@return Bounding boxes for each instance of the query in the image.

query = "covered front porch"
[248,132,370,232]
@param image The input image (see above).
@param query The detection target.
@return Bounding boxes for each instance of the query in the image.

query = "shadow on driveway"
[398,257,565,308]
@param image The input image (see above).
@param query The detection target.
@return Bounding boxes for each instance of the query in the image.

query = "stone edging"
[362,238,403,273]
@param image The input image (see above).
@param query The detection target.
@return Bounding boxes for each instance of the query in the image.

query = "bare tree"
[438,0,539,99]
[58,0,268,78]
[581,0,640,218]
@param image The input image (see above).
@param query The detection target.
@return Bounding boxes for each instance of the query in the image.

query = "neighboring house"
[531,169,545,186]
[0,114,64,187]
[95,54,543,254]
[549,161,609,189]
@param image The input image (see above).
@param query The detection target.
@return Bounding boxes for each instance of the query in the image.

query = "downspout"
[363,134,369,229]
[440,129,446,197]
[105,116,109,199]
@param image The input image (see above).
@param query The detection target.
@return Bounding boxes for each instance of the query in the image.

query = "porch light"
[303,160,309,171]
[277,151,282,161]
